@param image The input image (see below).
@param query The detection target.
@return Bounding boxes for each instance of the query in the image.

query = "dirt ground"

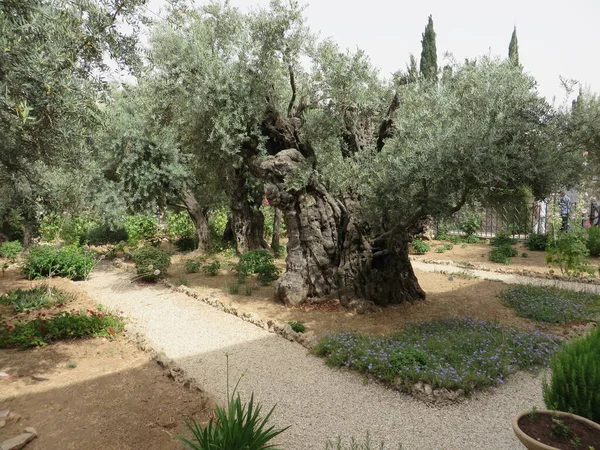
[412,240,600,276]
[163,251,567,340]
[0,267,211,450]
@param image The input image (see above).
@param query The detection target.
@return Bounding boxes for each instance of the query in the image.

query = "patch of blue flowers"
[314,317,560,392]
[500,284,600,324]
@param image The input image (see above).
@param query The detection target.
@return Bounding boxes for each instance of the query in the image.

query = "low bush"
[489,244,517,265]
[500,285,600,324]
[543,326,600,423]
[235,250,278,282]
[184,258,204,274]
[202,261,221,276]
[586,226,600,257]
[0,240,22,261]
[0,285,75,313]
[314,317,560,392]
[178,392,288,450]
[0,308,124,349]
[525,233,548,252]
[409,240,430,255]
[21,245,96,280]
[459,214,482,236]
[288,321,306,333]
[435,244,453,253]
[174,236,198,252]
[131,246,171,281]
[256,262,280,284]
[86,223,128,246]
[546,229,594,277]
[490,229,517,247]
[124,215,160,245]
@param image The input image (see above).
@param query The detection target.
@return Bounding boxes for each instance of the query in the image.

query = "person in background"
[559,191,572,231]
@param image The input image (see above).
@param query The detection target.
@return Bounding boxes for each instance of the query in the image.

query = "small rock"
[24,428,36,436]
[0,410,9,419]
[0,420,5,428]
[424,384,433,396]
[0,430,37,450]
[7,412,20,423]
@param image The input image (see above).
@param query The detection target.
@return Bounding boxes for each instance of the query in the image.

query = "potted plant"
[512,325,600,449]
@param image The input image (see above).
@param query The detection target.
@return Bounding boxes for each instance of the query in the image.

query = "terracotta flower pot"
[512,410,600,450]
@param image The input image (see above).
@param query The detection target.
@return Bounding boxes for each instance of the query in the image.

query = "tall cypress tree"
[419,15,437,81]
[509,26,519,66]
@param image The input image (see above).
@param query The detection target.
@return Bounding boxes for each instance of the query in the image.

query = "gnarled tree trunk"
[227,168,268,254]
[258,149,425,308]
[180,189,212,252]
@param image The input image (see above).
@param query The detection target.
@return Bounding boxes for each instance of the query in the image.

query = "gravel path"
[412,260,600,294]
[82,263,544,450]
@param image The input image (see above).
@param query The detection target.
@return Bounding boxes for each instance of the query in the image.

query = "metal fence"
[434,196,600,239]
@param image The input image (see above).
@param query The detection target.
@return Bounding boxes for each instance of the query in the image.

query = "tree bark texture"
[257,149,425,308]
[179,189,212,252]
[227,168,268,255]
[271,207,282,253]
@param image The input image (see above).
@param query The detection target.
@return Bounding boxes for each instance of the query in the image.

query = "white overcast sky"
[144,0,599,103]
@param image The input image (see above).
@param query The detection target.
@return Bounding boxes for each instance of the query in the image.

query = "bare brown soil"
[163,252,567,340]
[0,266,211,450]
[518,413,600,450]
[413,240,600,276]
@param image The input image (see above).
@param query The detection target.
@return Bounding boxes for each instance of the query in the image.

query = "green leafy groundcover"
[0,308,124,349]
[314,318,560,392]
[500,285,600,324]
[21,245,96,280]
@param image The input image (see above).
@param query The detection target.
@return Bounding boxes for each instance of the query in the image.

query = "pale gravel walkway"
[412,260,600,294]
[82,263,545,450]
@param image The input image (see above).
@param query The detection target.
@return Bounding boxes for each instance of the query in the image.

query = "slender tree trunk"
[179,189,212,252]
[258,149,425,308]
[227,168,268,254]
[271,208,282,254]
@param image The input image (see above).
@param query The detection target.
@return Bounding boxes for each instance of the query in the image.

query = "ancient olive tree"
[147,1,578,308]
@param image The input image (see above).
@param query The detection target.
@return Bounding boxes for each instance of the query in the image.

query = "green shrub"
[526,233,548,251]
[184,258,204,274]
[463,234,484,244]
[489,244,517,265]
[131,246,171,281]
[174,236,198,252]
[178,391,288,450]
[0,240,22,261]
[490,228,517,247]
[0,308,124,349]
[166,211,195,240]
[459,214,482,236]
[256,262,280,284]
[86,223,128,246]
[409,240,430,255]
[586,226,600,257]
[202,261,221,276]
[288,321,306,333]
[546,229,594,277]
[435,244,453,253]
[0,285,75,313]
[543,326,600,422]
[60,215,95,245]
[21,245,96,280]
[124,215,159,245]
[500,285,600,324]
[223,283,240,295]
[235,250,276,279]
[314,318,560,392]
